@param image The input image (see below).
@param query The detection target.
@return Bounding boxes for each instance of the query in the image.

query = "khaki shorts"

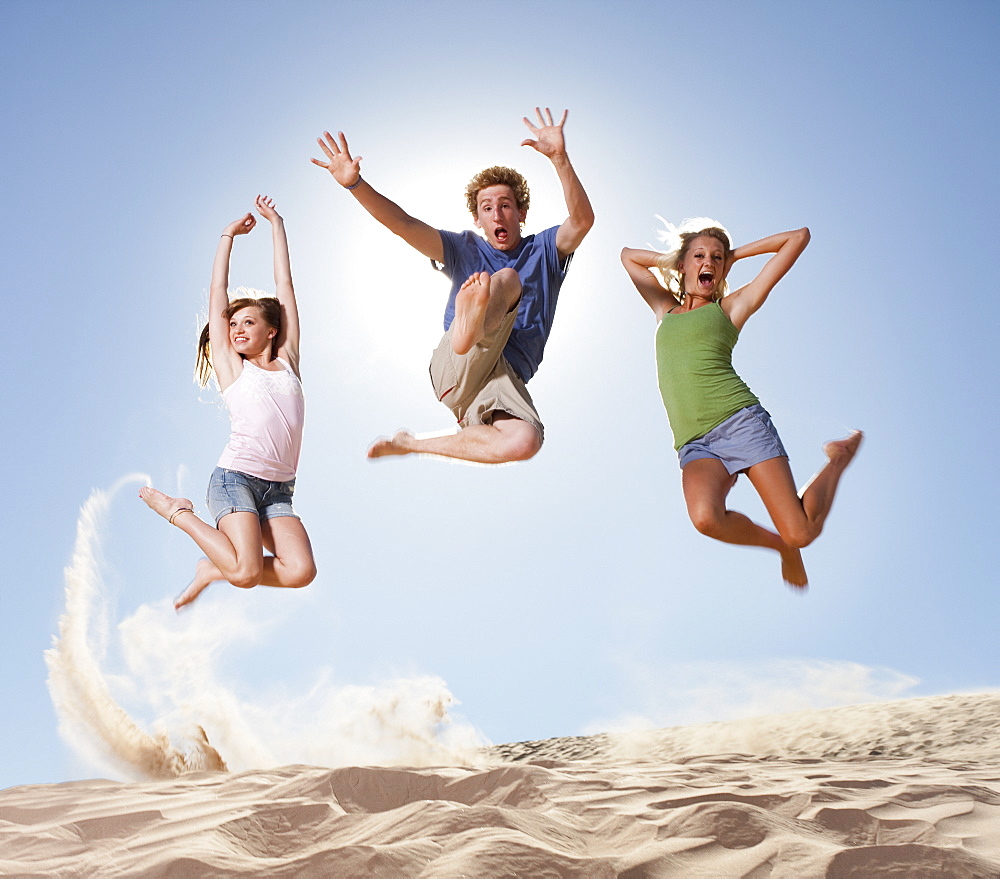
[428,306,544,442]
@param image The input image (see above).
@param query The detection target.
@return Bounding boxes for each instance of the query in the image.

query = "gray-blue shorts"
[677,404,787,474]
[206,467,299,526]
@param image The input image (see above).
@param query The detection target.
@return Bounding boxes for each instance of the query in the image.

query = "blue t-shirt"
[437,226,569,382]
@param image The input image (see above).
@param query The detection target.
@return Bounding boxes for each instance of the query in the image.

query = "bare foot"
[451,272,491,355]
[367,429,416,459]
[174,558,218,610]
[139,486,194,524]
[780,545,809,591]
[824,430,863,466]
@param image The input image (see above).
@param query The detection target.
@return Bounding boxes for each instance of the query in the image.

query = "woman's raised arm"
[209,212,256,388]
[621,247,678,321]
[254,196,301,377]
[723,227,810,331]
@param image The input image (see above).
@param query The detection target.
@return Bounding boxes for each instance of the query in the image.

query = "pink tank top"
[216,357,304,482]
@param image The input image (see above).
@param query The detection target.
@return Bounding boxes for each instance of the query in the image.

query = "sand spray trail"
[45,476,486,781]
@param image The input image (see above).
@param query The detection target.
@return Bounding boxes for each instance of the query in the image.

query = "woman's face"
[229,306,275,355]
[680,235,727,298]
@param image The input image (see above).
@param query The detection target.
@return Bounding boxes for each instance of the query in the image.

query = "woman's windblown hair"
[653,217,733,302]
[195,287,282,387]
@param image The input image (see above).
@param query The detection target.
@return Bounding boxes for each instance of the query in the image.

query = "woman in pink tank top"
[140,196,316,609]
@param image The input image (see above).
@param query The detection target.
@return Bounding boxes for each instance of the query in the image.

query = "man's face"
[474,184,527,251]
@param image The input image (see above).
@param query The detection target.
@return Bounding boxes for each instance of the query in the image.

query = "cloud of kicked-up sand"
[585,655,921,740]
[46,477,486,781]
[584,656,924,763]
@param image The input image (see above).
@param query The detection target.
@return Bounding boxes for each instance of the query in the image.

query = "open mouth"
[494,227,509,244]
[698,271,715,289]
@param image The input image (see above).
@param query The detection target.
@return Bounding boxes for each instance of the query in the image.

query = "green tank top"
[655,301,759,450]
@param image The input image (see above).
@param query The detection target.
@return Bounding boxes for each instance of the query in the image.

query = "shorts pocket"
[429,348,459,403]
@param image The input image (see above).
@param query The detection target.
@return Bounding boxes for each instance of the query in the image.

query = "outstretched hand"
[255,195,282,224]
[223,213,256,238]
[311,131,363,188]
[521,107,569,159]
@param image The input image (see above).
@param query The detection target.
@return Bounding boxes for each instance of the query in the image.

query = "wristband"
[345,176,363,191]
[221,234,234,239]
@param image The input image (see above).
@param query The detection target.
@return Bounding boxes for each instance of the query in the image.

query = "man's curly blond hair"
[464,166,530,216]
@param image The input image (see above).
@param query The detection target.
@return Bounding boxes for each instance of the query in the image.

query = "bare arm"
[311,130,443,262]
[209,213,256,390]
[621,247,677,320]
[254,195,302,377]
[722,227,811,331]
[521,108,595,259]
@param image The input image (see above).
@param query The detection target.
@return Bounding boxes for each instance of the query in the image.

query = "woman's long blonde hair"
[653,217,733,302]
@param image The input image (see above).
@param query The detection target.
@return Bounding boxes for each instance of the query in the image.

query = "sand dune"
[3,692,999,877]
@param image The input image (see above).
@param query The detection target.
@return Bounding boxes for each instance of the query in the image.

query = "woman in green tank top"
[621,219,862,590]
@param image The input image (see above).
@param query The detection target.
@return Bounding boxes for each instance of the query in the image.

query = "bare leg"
[370,267,529,464]
[174,524,316,609]
[140,486,315,609]
[368,413,540,464]
[260,515,317,590]
[139,486,195,526]
[174,557,221,610]
[682,459,808,588]
[450,268,522,356]
[748,430,863,550]
[141,487,263,580]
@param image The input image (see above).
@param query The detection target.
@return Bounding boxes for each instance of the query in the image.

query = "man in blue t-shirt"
[312,108,594,464]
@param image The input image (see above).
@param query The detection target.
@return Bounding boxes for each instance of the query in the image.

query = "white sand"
[3,692,999,877]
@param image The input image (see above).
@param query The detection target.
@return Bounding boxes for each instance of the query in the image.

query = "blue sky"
[4,0,999,788]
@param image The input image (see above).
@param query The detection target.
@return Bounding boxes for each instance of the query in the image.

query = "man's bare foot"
[824,430,863,466]
[367,429,416,459]
[139,486,195,525]
[451,272,492,355]
[175,558,218,610]
[780,545,808,591]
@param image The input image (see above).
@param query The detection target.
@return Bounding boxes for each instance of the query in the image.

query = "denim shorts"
[677,404,787,474]
[206,467,299,525]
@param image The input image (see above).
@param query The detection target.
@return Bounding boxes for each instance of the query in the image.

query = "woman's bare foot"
[139,486,194,524]
[451,272,492,355]
[175,558,218,610]
[367,429,416,459]
[824,430,863,466]
[780,545,808,590]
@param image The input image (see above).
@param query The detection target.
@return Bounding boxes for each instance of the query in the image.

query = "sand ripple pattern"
[3,692,1000,877]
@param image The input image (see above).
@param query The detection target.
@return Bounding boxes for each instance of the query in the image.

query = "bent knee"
[688,507,724,538]
[779,524,818,549]
[492,267,520,287]
[504,427,542,462]
[289,562,318,589]
[491,267,522,304]
[230,566,262,590]
[273,554,317,589]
